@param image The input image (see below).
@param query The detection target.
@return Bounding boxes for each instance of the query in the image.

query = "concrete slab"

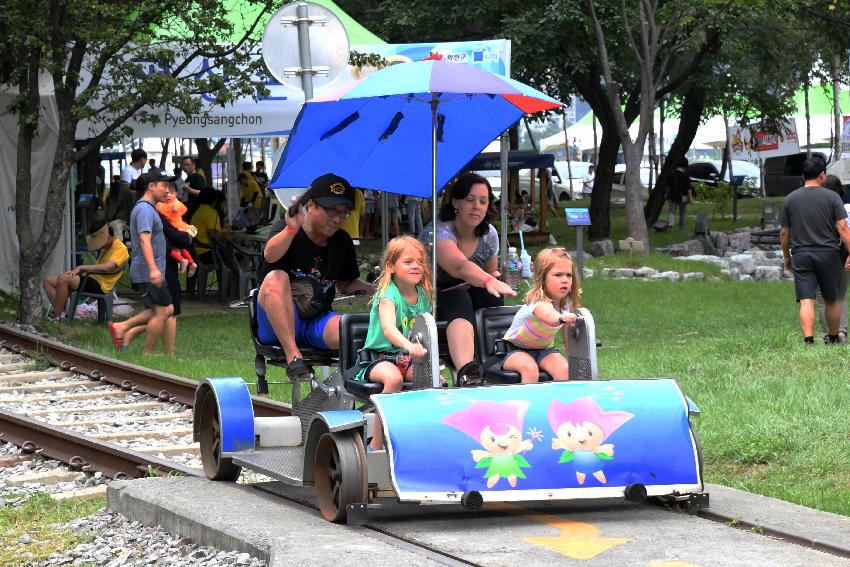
[109,476,850,567]
[107,477,447,567]
[703,483,850,557]
[260,482,850,567]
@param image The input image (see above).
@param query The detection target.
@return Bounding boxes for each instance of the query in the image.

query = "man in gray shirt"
[780,155,850,344]
[108,168,178,356]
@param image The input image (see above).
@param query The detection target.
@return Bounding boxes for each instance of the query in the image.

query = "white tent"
[0,78,73,294]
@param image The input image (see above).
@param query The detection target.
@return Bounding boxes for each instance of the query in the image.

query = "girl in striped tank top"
[502,248,581,383]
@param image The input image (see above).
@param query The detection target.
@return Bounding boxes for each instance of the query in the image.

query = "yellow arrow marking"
[491,503,630,560]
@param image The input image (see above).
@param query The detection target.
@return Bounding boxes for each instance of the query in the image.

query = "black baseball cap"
[136,167,178,192]
[309,173,355,208]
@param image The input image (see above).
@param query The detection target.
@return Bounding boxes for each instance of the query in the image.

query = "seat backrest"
[474,305,521,359]
[339,312,372,370]
[475,305,599,381]
[248,288,261,340]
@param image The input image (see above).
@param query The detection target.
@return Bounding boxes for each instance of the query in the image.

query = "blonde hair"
[523,247,581,311]
[374,236,434,303]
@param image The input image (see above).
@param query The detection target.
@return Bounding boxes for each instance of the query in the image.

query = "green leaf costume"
[476,453,531,479]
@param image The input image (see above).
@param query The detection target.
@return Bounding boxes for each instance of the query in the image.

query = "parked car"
[764,152,827,197]
[611,166,650,201]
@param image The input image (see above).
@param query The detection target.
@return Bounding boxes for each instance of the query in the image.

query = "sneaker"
[840,332,848,344]
[455,361,483,387]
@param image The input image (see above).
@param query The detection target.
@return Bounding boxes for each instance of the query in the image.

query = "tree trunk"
[194,137,226,185]
[588,127,620,238]
[644,85,706,224]
[804,76,811,158]
[831,54,842,160]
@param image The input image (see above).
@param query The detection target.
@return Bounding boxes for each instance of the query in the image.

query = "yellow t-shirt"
[239,173,263,209]
[341,188,364,239]
[90,239,129,292]
[191,204,221,254]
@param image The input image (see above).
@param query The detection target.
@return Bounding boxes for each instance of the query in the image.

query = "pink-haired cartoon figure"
[442,400,535,489]
[548,398,633,485]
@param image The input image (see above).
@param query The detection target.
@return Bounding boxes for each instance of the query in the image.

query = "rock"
[590,239,615,257]
[633,266,658,278]
[740,274,753,281]
[728,231,751,250]
[680,255,730,269]
[18,534,32,544]
[681,272,705,281]
[650,271,680,281]
[753,266,782,281]
[601,268,613,277]
[236,553,252,565]
[729,254,755,275]
[713,232,730,253]
[657,239,704,257]
[610,268,636,278]
[581,268,594,279]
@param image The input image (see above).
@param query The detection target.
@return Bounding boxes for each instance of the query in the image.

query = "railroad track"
[0,323,291,501]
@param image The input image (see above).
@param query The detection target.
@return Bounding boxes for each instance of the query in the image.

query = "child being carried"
[156,185,198,276]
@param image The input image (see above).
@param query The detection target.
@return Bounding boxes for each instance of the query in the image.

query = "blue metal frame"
[200,377,255,454]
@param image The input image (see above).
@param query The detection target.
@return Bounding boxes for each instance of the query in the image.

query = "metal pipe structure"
[430,95,440,313]
[499,131,509,272]
[296,2,314,100]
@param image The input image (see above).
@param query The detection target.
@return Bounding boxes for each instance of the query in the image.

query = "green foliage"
[693,181,732,219]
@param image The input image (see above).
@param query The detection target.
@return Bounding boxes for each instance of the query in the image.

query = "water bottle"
[506,247,520,288]
[520,249,532,279]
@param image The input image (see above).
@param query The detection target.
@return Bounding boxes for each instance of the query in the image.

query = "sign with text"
[564,208,591,226]
[728,119,799,162]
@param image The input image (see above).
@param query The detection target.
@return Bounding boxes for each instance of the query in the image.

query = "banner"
[728,119,800,162]
[842,115,850,158]
[75,39,511,139]
[374,379,702,502]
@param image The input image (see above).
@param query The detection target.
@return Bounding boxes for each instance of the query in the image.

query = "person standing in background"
[181,156,206,220]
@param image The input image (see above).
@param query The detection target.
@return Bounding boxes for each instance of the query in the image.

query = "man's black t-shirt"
[254,171,269,190]
[780,186,846,251]
[185,172,205,191]
[668,170,691,201]
[257,221,360,306]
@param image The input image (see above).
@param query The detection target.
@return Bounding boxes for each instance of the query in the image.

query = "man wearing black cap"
[256,173,375,377]
[109,168,178,355]
[42,220,129,319]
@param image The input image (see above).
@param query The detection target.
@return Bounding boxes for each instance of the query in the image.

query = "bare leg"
[487,475,500,488]
[366,361,404,450]
[112,309,153,340]
[122,324,147,349]
[45,273,80,316]
[824,299,840,336]
[576,472,586,485]
[258,270,301,362]
[540,352,569,381]
[502,351,540,384]
[593,470,607,484]
[799,299,816,337]
[446,319,475,370]
[321,314,342,350]
[162,315,177,356]
[143,304,173,355]
[43,276,58,305]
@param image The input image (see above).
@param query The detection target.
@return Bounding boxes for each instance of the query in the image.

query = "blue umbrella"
[269,60,563,297]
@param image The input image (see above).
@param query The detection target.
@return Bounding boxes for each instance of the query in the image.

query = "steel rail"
[0,323,291,417]
[0,408,200,479]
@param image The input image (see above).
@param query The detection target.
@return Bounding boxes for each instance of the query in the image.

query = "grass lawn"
[54,274,850,518]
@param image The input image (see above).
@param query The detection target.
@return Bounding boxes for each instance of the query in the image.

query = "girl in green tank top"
[358,236,433,451]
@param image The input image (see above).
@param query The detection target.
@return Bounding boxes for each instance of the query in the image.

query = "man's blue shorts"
[256,301,335,350]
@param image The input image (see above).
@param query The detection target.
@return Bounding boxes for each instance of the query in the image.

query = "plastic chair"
[65,269,123,325]
[474,305,599,384]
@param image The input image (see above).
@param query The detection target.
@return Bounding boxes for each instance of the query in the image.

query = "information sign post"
[564,208,591,276]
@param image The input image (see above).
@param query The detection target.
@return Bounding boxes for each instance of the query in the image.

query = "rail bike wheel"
[198,391,242,481]
[314,430,367,522]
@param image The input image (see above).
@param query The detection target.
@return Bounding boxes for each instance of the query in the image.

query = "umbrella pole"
[499,131,509,275]
[431,94,439,315]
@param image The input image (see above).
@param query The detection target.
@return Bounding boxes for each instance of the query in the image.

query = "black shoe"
[286,357,311,379]
[826,334,841,345]
[456,361,483,387]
